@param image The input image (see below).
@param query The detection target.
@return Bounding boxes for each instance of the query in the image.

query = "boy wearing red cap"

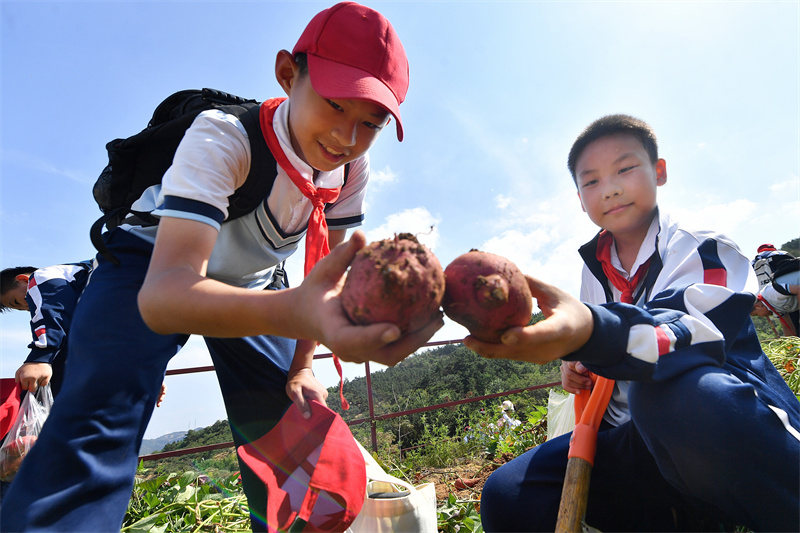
[474,115,799,531]
[0,3,441,531]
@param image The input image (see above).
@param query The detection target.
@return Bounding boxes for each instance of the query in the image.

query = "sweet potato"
[0,434,37,481]
[341,233,445,334]
[443,250,532,342]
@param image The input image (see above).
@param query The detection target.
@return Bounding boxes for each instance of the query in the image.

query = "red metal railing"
[139,340,560,461]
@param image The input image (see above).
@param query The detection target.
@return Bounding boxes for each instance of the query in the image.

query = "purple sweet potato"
[341,233,445,334]
[443,250,533,343]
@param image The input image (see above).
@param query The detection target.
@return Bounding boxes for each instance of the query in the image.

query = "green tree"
[780,238,799,258]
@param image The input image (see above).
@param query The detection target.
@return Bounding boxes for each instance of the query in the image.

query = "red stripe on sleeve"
[704,268,727,287]
[655,326,672,356]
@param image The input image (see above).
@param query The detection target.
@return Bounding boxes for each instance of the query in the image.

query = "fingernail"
[502,333,519,345]
[302,410,311,420]
[381,328,400,343]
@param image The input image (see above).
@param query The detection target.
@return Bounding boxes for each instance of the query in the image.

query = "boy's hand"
[285,367,329,419]
[15,362,52,393]
[464,275,593,364]
[561,360,593,394]
[297,230,444,366]
[156,383,168,407]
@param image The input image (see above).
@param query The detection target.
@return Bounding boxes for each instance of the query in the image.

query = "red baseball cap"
[757,244,777,253]
[238,400,366,532]
[293,2,409,141]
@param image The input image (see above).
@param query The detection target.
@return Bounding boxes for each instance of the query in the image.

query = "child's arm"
[467,274,755,383]
[285,340,328,419]
[22,266,84,377]
[284,229,347,417]
[138,218,443,365]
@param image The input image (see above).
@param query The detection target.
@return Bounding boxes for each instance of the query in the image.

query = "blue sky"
[2,0,798,439]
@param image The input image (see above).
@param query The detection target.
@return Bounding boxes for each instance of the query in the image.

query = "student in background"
[1,262,93,398]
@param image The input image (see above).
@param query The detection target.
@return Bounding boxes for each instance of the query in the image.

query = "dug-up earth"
[418,452,520,512]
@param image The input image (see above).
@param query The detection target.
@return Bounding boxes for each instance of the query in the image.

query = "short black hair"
[567,114,659,184]
[294,52,309,76]
[0,266,37,313]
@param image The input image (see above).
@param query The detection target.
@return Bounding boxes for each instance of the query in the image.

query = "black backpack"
[752,250,799,295]
[90,88,276,265]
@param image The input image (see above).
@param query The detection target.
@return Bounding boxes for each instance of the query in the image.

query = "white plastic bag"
[547,389,576,441]
[346,440,438,533]
[0,384,53,481]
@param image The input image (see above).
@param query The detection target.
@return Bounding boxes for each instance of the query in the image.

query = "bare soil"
[415,452,519,512]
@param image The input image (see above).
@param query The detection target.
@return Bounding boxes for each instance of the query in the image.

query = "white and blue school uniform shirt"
[759,270,800,316]
[574,209,797,434]
[23,261,93,368]
[121,98,369,288]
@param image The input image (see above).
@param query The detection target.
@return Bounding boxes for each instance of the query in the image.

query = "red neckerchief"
[259,98,349,409]
[758,294,796,336]
[596,230,651,304]
[259,98,341,277]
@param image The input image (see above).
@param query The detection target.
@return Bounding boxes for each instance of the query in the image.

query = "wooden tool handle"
[555,456,592,533]
[555,375,615,532]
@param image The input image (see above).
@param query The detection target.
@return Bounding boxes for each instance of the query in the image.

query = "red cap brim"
[306,53,404,142]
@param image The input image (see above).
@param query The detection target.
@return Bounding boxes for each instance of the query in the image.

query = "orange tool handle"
[569,374,614,465]
[555,374,615,532]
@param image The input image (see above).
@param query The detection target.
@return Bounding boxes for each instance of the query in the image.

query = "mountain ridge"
[139,429,203,455]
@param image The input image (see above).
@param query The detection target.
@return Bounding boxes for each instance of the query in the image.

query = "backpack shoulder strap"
[770,256,800,295]
[221,102,277,220]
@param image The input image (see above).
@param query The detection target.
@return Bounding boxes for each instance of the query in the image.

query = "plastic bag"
[0,384,53,482]
[547,389,576,441]
[346,440,438,533]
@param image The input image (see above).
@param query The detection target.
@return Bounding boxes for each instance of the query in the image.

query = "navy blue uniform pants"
[1,230,296,531]
[480,364,800,532]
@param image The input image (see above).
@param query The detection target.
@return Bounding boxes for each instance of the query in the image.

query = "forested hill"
[325,341,562,447]
[140,340,562,477]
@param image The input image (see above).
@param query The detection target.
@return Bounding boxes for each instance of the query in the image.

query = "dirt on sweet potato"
[443,249,533,342]
[341,233,445,334]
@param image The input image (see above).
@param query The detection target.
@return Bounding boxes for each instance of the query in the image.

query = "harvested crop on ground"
[341,233,445,334]
[763,336,800,395]
[443,250,533,343]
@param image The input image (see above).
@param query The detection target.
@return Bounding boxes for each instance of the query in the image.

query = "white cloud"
[364,207,442,251]
[670,198,758,238]
[476,187,598,298]
[495,194,511,210]
[3,148,89,184]
[769,174,800,196]
[367,165,398,187]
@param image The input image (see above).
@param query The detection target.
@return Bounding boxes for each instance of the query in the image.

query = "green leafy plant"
[438,493,483,533]
[763,336,800,395]
[123,468,249,532]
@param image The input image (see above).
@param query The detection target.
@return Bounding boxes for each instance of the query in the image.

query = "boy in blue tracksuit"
[474,115,799,531]
[0,262,92,501]
[1,3,443,531]
[1,262,93,398]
